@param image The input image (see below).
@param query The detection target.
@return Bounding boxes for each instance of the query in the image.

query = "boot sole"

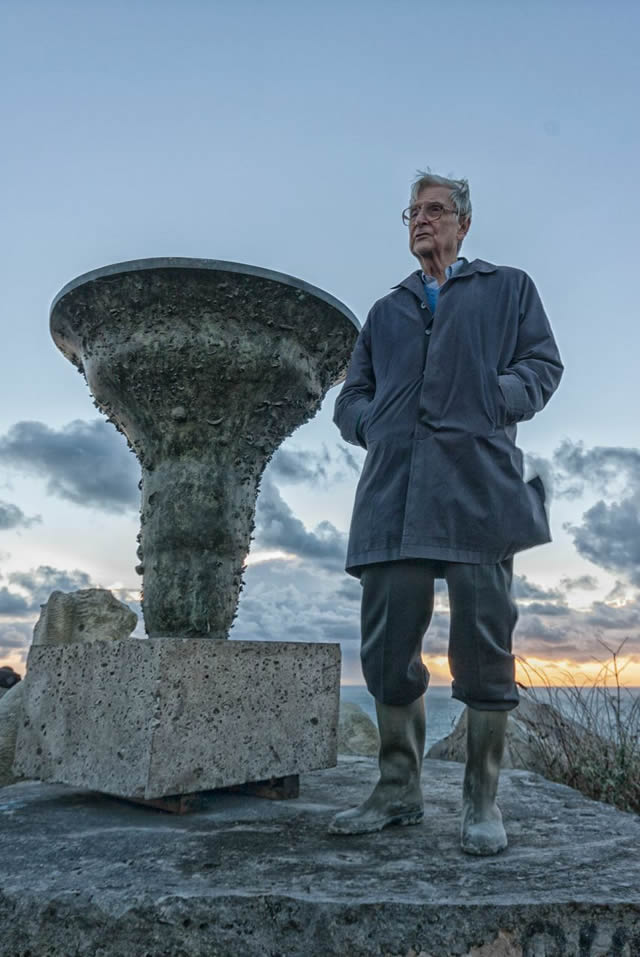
[460,836,508,856]
[328,808,424,836]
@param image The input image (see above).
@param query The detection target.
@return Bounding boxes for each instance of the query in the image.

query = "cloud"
[232,556,360,650]
[335,443,363,475]
[553,440,640,500]
[605,580,628,603]
[254,475,347,570]
[513,574,563,601]
[0,501,41,531]
[541,439,640,586]
[0,565,95,619]
[560,574,599,591]
[0,419,140,513]
[0,588,31,616]
[524,452,555,502]
[523,602,570,617]
[584,600,640,631]
[565,500,640,587]
[268,446,331,485]
[0,621,32,662]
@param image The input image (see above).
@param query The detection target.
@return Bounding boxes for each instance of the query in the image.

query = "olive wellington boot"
[460,709,509,855]
[328,696,425,835]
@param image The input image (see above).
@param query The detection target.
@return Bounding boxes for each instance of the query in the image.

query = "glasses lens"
[403,203,447,224]
[425,204,444,220]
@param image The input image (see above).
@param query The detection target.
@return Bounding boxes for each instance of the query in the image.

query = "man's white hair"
[410,170,472,222]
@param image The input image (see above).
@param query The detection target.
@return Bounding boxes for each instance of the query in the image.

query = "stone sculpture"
[0,588,137,788]
[49,259,358,640]
[14,260,356,801]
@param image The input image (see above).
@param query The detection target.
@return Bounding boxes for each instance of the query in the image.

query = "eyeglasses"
[401,202,457,226]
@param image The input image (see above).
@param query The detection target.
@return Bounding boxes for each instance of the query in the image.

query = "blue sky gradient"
[1,0,639,681]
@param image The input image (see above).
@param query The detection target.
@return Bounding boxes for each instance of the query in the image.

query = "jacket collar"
[391,258,497,296]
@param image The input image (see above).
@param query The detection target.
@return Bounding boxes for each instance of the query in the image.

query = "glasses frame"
[402,202,458,226]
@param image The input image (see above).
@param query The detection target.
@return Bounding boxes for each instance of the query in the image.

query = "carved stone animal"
[0,589,137,788]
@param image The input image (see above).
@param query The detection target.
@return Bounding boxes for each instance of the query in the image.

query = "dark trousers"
[360,558,519,711]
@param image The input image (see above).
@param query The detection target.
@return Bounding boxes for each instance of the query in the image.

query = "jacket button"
[425,329,432,336]
[420,302,428,309]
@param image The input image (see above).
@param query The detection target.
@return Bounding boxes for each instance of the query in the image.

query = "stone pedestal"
[14,638,340,800]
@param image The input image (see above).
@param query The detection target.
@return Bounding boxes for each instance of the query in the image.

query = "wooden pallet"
[116,773,300,814]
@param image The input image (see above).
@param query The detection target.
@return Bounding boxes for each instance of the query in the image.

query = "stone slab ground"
[1,757,639,956]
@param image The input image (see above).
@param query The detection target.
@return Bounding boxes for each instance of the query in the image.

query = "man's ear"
[457,216,471,244]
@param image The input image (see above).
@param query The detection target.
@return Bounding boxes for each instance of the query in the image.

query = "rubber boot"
[328,696,425,835]
[460,709,509,855]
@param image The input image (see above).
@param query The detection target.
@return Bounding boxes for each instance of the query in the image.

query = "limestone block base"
[14,638,340,799]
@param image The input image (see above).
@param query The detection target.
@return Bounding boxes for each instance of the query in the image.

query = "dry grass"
[517,639,640,814]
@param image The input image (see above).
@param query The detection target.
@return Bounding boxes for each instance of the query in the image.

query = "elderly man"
[329,171,563,854]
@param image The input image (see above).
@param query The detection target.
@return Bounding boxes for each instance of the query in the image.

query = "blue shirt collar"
[421,257,466,287]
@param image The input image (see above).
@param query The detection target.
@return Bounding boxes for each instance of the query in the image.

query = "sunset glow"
[420,654,640,688]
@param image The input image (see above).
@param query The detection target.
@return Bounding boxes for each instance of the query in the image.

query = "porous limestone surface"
[32,588,138,646]
[0,758,638,957]
[50,259,359,640]
[14,638,340,799]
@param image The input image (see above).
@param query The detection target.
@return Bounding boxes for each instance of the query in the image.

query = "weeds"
[516,639,640,814]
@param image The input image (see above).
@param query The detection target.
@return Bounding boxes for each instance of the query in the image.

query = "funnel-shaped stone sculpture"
[50,259,359,639]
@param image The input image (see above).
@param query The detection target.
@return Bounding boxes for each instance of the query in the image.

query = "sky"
[1,0,639,686]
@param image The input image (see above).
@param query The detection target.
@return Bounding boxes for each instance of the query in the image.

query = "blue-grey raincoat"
[334,259,564,578]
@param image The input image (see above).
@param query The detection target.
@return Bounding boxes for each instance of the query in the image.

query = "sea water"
[340,684,640,751]
[340,684,464,751]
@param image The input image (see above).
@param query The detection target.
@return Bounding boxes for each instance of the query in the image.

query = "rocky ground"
[1,756,639,956]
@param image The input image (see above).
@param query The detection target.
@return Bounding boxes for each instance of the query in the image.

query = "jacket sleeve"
[333,313,376,449]
[498,273,564,424]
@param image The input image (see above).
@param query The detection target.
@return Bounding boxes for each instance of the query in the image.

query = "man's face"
[408,185,470,264]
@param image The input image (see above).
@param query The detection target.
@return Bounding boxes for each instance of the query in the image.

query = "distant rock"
[0,682,24,787]
[426,692,603,781]
[0,666,22,697]
[338,701,379,756]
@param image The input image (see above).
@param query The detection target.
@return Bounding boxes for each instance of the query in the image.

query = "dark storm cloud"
[0,419,140,513]
[254,475,346,570]
[549,439,640,585]
[0,501,41,531]
[565,500,640,586]
[560,574,599,591]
